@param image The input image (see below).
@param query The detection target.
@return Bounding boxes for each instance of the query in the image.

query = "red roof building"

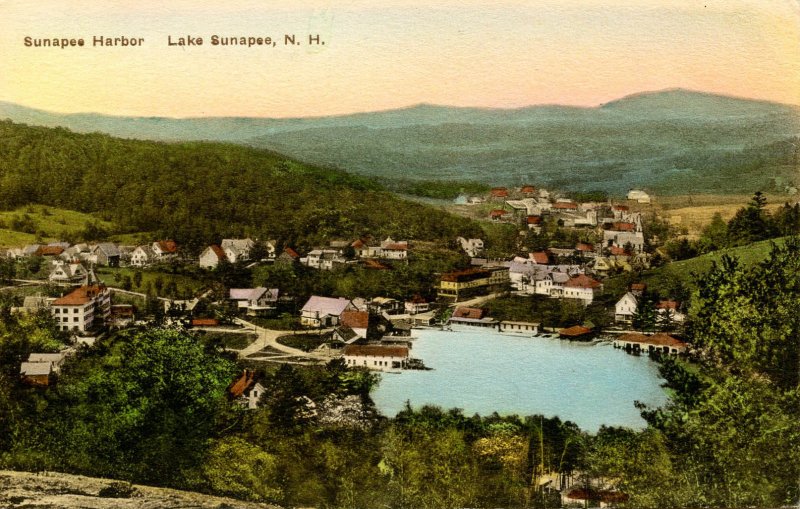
[611,222,636,232]
[576,242,595,252]
[521,185,536,194]
[530,251,550,265]
[565,274,602,289]
[156,240,179,253]
[490,209,510,219]
[490,187,509,198]
[559,325,594,339]
[552,201,578,210]
[452,306,484,320]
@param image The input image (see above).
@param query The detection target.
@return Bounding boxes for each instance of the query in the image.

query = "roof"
[565,274,602,289]
[656,300,680,310]
[301,296,352,316]
[521,185,536,193]
[94,242,121,257]
[530,252,550,264]
[559,325,593,337]
[490,209,510,217]
[630,283,647,291]
[191,318,219,326]
[575,242,594,252]
[228,370,258,398]
[611,222,636,232]
[452,307,484,319]
[527,215,542,225]
[383,243,408,251]
[36,246,64,256]
[156,240,178,253]
[612,205,630,211]
[552,201,578,210]
[351,239,365,249]
[205,244,225,261]
[333,326,359,342]
[340,310,370,330]
[490,187,509,197]
[27,353,64,363]
[283,247,300,259]
[20,362,52,376]
[22,296,50,309]
[343,344,409,358]
[441,267,491,282]
[52,284,106,306]
[618,332,687,348]
[610,246,630,256]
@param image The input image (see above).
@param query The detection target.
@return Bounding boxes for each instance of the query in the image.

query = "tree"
[631,291,658,332]
[726,191,775,245]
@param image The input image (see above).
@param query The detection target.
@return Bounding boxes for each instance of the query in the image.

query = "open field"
[94,267,205,299]
[0,204,115,247]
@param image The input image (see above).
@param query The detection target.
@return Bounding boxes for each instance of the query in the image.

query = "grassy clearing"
[0,205,115,247]
[198,331,257,350]
[277,333,328,352]
[94,267,205,298]
[607,237,788,297]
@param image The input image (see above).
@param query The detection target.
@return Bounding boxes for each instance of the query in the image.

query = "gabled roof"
[228,370,258,398]
[452,306,484,319]
[134,245,157,257]
[36,246,64,256]
[565,274,602,289]
[52,284,106,306]
[530,251,550,264]
[301,296,352,316]
[521,185,536,193]
[576,242,594,252]
[93,243,121,257]
[333,325,359,342]
[221,238,253,252]
[559,325,593,337]
[340,310,369,330]
[610,246,630,256]
[490,187,509,197]
[552,201,578,210]
[343,344,409,358]
[204,244,225,261]
[155,240,178,253]
[611,222,636,232]
[619,332,686,348]
[282,247,300,259]
[20,362,52,376]
[527,215,543,225]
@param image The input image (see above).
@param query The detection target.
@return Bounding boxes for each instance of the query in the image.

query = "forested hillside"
[0,121,481,252]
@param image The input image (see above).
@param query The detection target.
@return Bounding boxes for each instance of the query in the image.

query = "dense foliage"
[0,121,481,254]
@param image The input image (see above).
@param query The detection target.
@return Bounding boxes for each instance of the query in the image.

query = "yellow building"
[438,266,510,301]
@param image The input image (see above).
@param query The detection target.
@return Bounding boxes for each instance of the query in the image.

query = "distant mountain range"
[2,89,799,195]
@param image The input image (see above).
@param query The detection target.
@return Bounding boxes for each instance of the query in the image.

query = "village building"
[438,266,510,301]
[199,245,226,269]
[228,370,265,409]
[534,271,570,297]
[110,304,135,327]
[521,185,537,196]
[90,242,121,267]
[489,209,512,222]
[48,261,88,283]
[303,249,347,270]
[331,325,361,344]
[50,284,111,333]
[229,287,279,316]
[221,238,255,263]
[36,245,65,258]
[343,344,409,371]
[339,310,370,339]
[498,321,539,334]
[369,297,404,316]
[404,295,430,315]
[457,237,484,257]
[615,292,639,324]
[19,361,54,386]
[558,325,595,340]
[562,274,603,304]
[526,215,543,232]
[130,245,157,267]
[627,189,652,204]
[11,295,52,315]
[656,300,686,324]
[300,296,355,327]
[60,243,89,263]
[613,332,687,355]
[489,187,509,201]
[379,237,409,260]
[448,306,497,328]
[275,247,300,266]
[151,240,179,262]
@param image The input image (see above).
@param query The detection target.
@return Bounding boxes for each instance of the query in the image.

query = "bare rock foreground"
[0,470,280,509]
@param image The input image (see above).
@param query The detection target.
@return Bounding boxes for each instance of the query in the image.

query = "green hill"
[0,121,481,252]
[2,90,798,195]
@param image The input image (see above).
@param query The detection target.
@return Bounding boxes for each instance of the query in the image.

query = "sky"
[1,0,799,117]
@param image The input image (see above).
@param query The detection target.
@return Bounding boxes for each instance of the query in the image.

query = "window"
[74,317,79,322]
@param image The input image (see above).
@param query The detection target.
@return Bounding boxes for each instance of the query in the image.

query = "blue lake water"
[372,328,669,432]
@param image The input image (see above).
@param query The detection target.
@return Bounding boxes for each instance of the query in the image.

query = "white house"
[228,370,266,410]
[300,296,355,327]
[199,245,226,269]
[380,238,409,260]
[656,300,686,324]
[51,284,111,333]
[627,189,652,204]
[343,344,409,372]
[48,262,88,283]
[562,274,603,305]
[221,238,255,263]
[303,249,346,270]
[130,245,156,267]
[151,240,178,261]
[457,237,484,258]
[615,292,639,324]
[229,287,279,316]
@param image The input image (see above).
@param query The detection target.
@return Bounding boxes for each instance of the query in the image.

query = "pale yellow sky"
[1,0,799,117]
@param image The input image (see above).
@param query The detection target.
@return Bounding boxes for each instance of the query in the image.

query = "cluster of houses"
[298,237,410,271]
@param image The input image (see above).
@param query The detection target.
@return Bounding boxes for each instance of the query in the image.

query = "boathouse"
[613,332,687,355]
[499,321,539,334]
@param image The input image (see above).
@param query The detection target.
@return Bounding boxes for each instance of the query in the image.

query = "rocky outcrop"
[0,470,280,509]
